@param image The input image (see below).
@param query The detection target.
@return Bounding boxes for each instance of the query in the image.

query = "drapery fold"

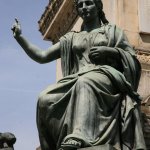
[37,24,146,150]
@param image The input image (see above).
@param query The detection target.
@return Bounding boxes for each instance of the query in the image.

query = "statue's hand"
[89,46,117,64]
[11,18,22,38]
[89,46,108,63]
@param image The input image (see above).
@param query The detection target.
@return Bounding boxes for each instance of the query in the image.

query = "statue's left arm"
[113,25,141,91]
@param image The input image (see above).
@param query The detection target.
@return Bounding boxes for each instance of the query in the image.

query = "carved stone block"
[102,0,116,24]
[138,0,150,34]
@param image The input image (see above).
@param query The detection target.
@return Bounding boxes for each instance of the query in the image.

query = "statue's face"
[77,0,98,22]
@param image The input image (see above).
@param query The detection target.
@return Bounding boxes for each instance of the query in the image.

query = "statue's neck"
[83,18,101,32]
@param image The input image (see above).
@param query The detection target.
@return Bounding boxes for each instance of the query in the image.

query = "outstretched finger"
[11,18,19,30]
[15,18,19,24]
[15,19,21,29]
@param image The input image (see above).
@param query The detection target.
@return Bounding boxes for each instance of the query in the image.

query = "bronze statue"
[12,0,146,149]
[0,132,16,150]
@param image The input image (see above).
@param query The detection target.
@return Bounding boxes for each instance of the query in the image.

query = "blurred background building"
[37,0,150,149]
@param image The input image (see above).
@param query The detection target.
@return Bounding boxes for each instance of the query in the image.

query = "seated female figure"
[12,0,146,149]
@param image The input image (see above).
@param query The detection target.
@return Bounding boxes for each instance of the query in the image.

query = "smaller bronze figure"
[0,132,16,150]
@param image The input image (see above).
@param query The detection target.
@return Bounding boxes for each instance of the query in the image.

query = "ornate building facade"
[38,0,150,149]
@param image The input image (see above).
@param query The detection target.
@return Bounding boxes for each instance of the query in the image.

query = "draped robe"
[37,24,146,150]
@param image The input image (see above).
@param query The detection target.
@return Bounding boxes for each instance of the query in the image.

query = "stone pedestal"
[78,144,115,150]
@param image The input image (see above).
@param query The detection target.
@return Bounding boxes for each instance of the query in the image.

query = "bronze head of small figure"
[0,133,16,150]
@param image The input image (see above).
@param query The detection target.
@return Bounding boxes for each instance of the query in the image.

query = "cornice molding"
[38,0,64,36]
[38,0,77,43]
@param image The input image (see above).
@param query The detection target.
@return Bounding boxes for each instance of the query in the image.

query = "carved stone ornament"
[136,48,150,66]
[38,0,78,43]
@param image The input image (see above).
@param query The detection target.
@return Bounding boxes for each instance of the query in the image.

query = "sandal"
[59,138,82,150]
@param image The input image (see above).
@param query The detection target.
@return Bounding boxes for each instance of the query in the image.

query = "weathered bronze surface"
[12,0,146,149]
[0,132,16,150]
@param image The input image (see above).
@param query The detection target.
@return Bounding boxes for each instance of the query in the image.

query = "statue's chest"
[72,32,108,55]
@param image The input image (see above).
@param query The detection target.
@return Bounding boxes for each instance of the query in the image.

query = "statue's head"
[74,0,108,25]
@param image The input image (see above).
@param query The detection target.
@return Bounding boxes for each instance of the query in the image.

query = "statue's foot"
[59,138,82,150]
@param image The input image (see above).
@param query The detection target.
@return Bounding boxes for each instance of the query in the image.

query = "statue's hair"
[74,0,109,25]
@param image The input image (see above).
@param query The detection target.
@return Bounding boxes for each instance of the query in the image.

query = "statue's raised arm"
[11,19,60,64]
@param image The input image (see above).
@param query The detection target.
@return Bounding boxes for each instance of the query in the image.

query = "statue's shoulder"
[103,23,116,32]
[103,23,126,40]
[60,31,75,41]
[103,23,123,32]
